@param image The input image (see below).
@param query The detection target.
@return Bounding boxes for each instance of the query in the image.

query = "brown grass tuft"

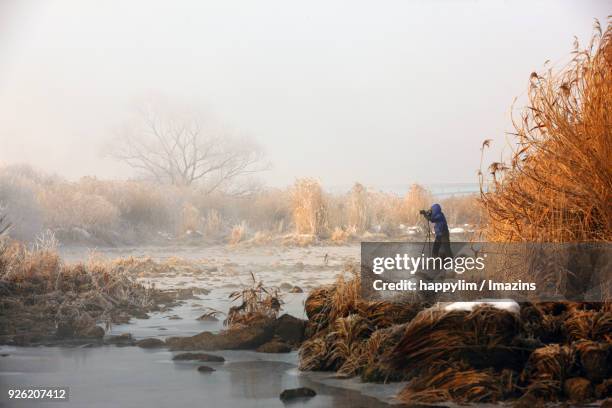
[388,305,521,376]
[398,363,505,404]
[223,272,282,328]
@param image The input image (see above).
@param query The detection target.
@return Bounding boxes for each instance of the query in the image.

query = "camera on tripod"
[419,209,432,218]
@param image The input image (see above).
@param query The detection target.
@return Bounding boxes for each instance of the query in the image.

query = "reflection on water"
[0,346,390,408]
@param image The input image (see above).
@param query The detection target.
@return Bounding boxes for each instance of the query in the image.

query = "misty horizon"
[0,0,609,190]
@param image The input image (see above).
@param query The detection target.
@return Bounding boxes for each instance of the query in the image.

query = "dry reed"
[291,178,327,236]
[480,21,612,243]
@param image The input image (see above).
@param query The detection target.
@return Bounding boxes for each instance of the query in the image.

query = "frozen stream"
[0,244,405,407]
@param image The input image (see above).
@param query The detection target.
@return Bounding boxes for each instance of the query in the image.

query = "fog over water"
[0,0,608,189]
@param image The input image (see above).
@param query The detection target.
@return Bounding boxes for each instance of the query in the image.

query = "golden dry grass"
[388,305,521,375]
[228,221,247,245]
[326,314,372,373]
[291,178,328,236]
[300,268,428,379]
[480,21,612,243]
[0,239,157,340]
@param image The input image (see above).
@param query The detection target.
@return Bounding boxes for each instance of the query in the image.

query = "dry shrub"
[330,226,356,244]
[330,227,347,243]
[0,240,61,286]
[347,183,369,232]
[38,184,120,232]
[228,221,247,245]
[0,239,155,339]
[224,272,282,329]
[400,184,432,226]
[480,21,612,242]
[78,177,176,231]
[291,178,327,236]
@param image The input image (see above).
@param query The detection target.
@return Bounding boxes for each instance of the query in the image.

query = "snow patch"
[444,299,520,314]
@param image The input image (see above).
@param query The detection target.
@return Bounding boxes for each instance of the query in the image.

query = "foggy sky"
[0,0,608,190]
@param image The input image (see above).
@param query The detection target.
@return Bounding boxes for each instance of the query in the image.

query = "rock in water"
[196,314,219,322]
[279,387,316,401]
[81,325,105,338]
[197,365,215,373]
[256,340,291,353]
[274,314,306,345]
[136,338,165,348]
[166,315,307,351]
[279,282,293,291]
[166,321,275,350]
[289,286,303,293]
[172,352,225,362]
[106,333,134,346]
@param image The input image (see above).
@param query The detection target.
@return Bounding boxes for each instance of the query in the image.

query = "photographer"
[420,203,453,259]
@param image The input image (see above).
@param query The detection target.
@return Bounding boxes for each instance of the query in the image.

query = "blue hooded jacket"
[430,203,449,237]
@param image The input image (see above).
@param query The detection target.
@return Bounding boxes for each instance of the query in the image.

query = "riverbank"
[1,244,409,407]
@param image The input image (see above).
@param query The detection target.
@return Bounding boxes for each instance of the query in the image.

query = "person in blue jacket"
[420,203,452,258]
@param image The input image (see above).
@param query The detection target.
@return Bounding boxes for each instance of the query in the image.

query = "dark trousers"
[432,231,452,259]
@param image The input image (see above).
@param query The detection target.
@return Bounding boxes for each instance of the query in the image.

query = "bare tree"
[111,101,266,192]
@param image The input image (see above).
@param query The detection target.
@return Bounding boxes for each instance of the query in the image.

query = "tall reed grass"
[480,21,611,243]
